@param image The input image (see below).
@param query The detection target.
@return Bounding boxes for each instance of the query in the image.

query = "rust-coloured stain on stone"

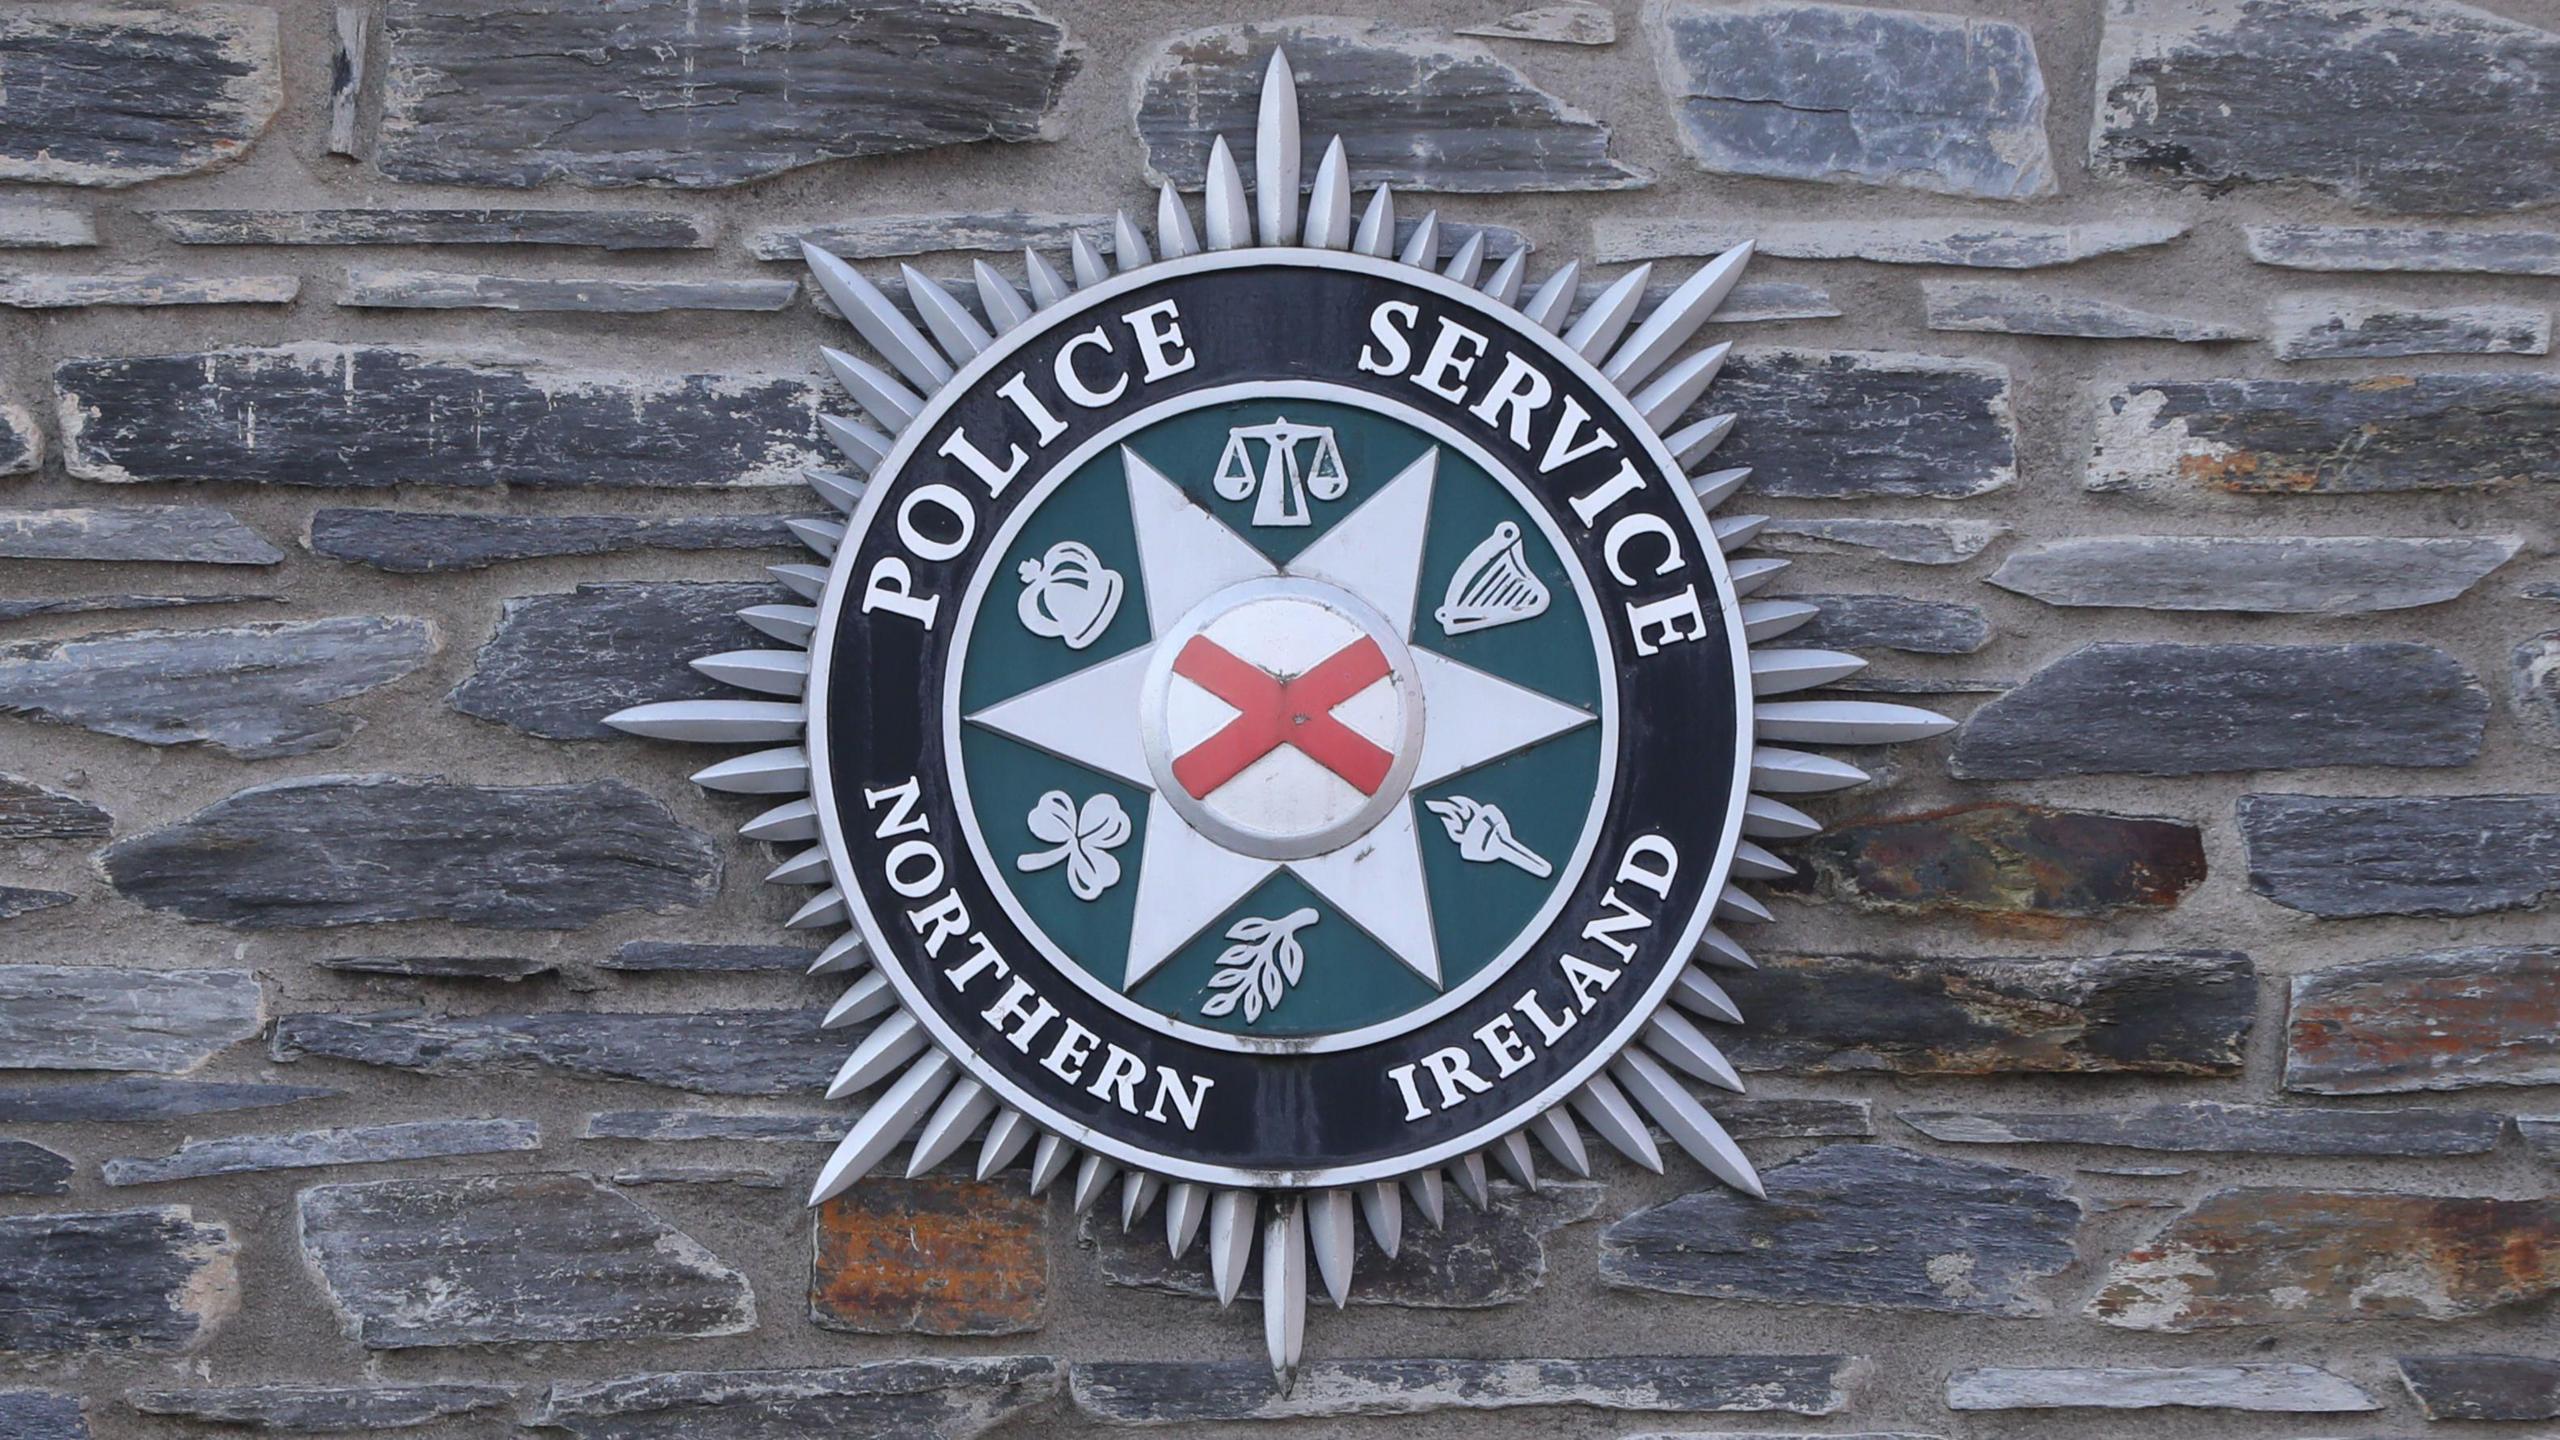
[811,1176,1047,1336]
[1778,802,2206,923]
[2285,946,2560,1094]
[2088,1188,2560,1331]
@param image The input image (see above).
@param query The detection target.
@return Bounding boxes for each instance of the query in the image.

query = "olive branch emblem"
[1199,907,1320,1024]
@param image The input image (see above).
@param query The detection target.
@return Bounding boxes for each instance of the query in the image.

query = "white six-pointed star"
[968,444,1594,996]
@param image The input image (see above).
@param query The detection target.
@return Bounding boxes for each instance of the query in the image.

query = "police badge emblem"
[610,52,1952,1381]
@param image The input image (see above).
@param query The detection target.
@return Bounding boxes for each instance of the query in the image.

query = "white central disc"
[1140,576,1425,861]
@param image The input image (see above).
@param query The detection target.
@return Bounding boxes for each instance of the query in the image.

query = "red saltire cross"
[1169,634,1395,799]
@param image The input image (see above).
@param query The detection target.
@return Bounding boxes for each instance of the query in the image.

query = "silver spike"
[1402,1166,1446,1228]
[1529,1105,1592,1178]
[1689,466,1749,512]
[1208,1189,1256,1305]
[1351,185,1395,258]
[1569,1072,1665,1173]
[1120,1169,1161,1231]
[1716,883,1774,925]
[801,242,951,392]
[1713,514,1766,553]
[690,745,807,794]
[1204,136,1250,250]
[1633,342,1732,429]
[770,563,828,601]
[1024,246,1073,308]
[605,699,803,744]
[973,260,1032,334]
[1696,926,1757,971]
[824,1011,925,1099]
[1670,412,1736,468]
[1614,1048,1763,1198]
[785,887,846,929]
[1069,232,1110,288]
[1255,49,1301,245]
[1758,699,1957,745]
[1027,1133,1075,1195]
[742,798,820,844]
[1262,1197,1307,1389]
[1449,1150,1490,1210]
[1673,964,1747,1024]
[1070,1153,1118,1216]
[1729,839,1796,880]
[819,346,922,434]
[905,1076,994,1177]
[1564,264,1651,360]
[1727,555,1789,597]
[1308,1189,1355,1308]
[809,1049,955,1205]
[1490,1130,1538,1191]
[820,971,895,1029]
[808,931,868,976]
[899,264,991,366]
[1441,230,1486,286]
[740,604,818,648]
[1520,260,1580,332]
[1156,181,1199,260]
[1111,212,1154,272]
[1481,246,1527,305]
[1742,794,1822,839]
[696,648,810,696]
[1645,1007,1743,1091]
[765,844,832,885]
[1165,1181,1208,1257]
[819,414,890,474]
[1304,137,1351,249]
[1752,746,1872,793]
[1397,210,1439,268]
[976,1107,1036,1180]
[805,469,865,515]
[1741,597,1817,641]
[1752,648,1867,695]
[1355,1179,1402,1258]
[1604,243,1753,388]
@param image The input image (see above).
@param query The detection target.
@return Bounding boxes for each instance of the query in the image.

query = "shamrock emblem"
[1015,790,1132,901]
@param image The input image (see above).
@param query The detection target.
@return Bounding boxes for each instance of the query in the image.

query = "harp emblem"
[1435,521,1551,636]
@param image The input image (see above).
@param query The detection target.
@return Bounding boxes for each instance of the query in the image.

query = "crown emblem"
[1016,540,1125,650]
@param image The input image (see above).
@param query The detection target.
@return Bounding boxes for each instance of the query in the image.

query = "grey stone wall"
[2,0,2555,1436]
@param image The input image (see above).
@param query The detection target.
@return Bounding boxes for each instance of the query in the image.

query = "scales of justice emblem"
[611,51,1951,1384]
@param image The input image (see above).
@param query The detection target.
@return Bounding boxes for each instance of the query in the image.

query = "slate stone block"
[0,888,74,922]
[1923,282,2253,342]
[0,506,282,566]
[584,1111,841,1144]
[1790,593,1989,654]
[299,1173,754,1347]
[1774,803,2205,920]
[101,775,720,930]
[1717,951,2252,1078]
[1091,1182,1599,1310]
[605,942,818,974]
[814,1177,1046,1335]
[275,1009,835,1096]
[0,274,298,308]
[0,616,437,759]
[374,0,1076,189]
[2513,630,2560,748]
[2272,295,2549,359]
[1709,350,2012,499]
[0,7,281,186]
[1988,535,2520,614]
[1,401,36,476]
[750,212,1112,262]
[2093,0,2560,213]
[1596,217,2186,268]
[1714,1097,1875,1140]
[2088,1187,2559,1330]
[2517,1115,2559,1166]
[1951,642,2485,778]
[0,1079,338,1125]
[1649,1,2052,200]
[341,270,799,313]
[316,955,557,981]
[2397,1354,2560,1421]
[1604,1145,2078,1314]
[150,209,715,249]
[615,1166,784,1190]
[1757,517,2005,565]
[1067,1356,1855,1423]
[103,1117,540,1187]
[2248,224,2560,275]
[1947,1364,2375,1412]
[1899,1100,2505,1157]
[59,346,825,490]
[127,1384,515,1431]
[529,1360,1062,1440]
[310,510,802,574]
[2238,793,2560,917]
[0,203,98,249]
[0,595,278,626]
[0,1392,86,1440]
[2285,946,2559,1094]
[2089,373,2560,495]
[327,7,364,157]
[0,967,263,1074]
[1138,20,1641,194]
[450,582,785,741]
[0,1140,72,1196]
[0,1208,236,1353]
[0,774,109,840]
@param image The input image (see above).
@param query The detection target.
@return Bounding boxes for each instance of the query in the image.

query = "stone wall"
[2,0,2555,1436]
